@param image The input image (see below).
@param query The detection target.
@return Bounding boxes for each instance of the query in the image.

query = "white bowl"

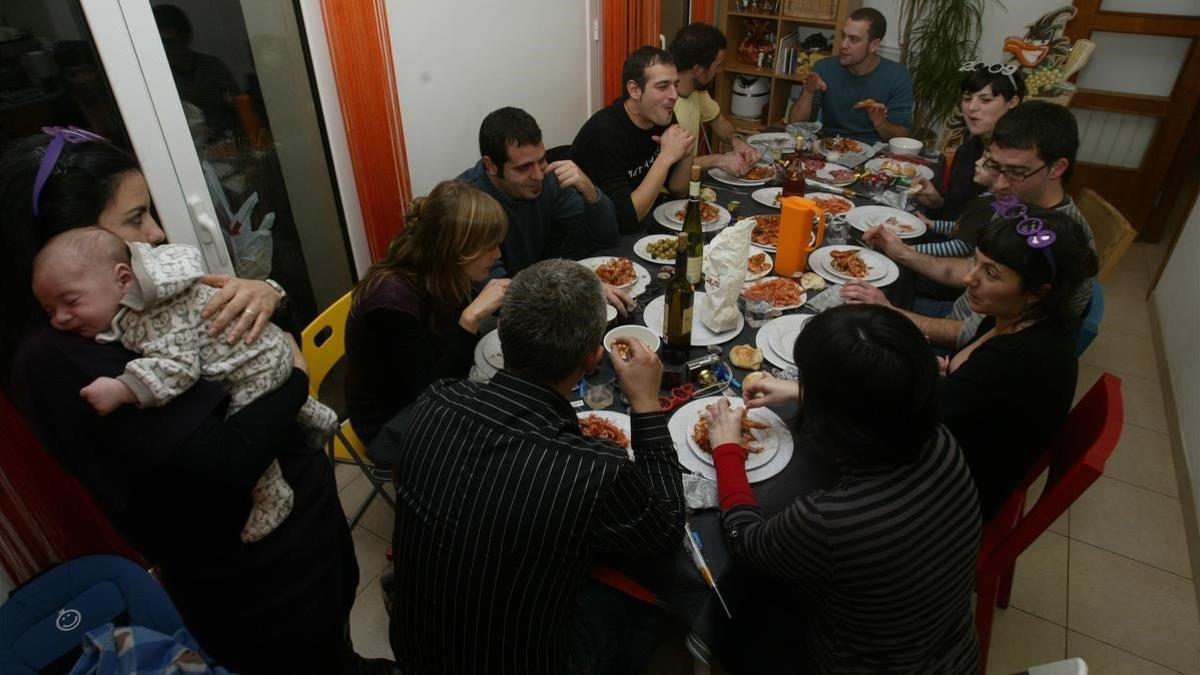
[605,304,618,324]
[604,325,661,356]
[889,137,923,156]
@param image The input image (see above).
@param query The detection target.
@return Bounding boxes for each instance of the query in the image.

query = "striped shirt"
[722,425,981,673]
[914,218,973,258]
[379,370,685,674]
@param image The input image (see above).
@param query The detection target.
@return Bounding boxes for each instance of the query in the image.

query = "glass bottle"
[683,165,704,285]
[664,233,694,350]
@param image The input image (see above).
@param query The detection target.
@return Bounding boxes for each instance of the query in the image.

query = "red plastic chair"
[975,373,1124,668]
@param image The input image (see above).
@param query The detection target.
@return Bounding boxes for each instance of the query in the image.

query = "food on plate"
[674,200,722,223]
[800,158,826,178]
[799,272,826,291]
[853,98,883,110]
[593,257,637,286]
[742,370,769,393]
[700,187,717,202]
[829,249,871,279]
[743,164,775,181]
[823,136,863,154]
[747,251,771,274]
[645,237,678,260]
[877,215,916,234]
[751,215,781,247]
[730,345,763,370]
[692,412,771,453]
[878,159,918,178]
[809,195,851,215]
[579,414,630,449]
[859,171,891,190]
[828,168,857,181]
[742,277,804,308]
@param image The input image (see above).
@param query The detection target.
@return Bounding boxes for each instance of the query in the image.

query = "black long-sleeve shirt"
[375,370,685,674]
[938,318,1078,519]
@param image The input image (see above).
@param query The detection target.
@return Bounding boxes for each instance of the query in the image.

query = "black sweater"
[938,318,1077,520]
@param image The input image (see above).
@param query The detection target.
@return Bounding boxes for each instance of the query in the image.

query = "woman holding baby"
[0,129,378,674]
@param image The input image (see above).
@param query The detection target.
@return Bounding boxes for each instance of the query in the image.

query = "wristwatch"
[264,278,289,313]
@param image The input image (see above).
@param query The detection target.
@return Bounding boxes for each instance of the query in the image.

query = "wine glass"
[583,369,616,411]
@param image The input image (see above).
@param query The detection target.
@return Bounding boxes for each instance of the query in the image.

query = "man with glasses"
[840,101,1095,349]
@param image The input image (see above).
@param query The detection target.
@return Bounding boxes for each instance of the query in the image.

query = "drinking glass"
[742,298,774,328]
[825,216,850,245]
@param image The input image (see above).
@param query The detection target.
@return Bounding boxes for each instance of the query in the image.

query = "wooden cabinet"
[714,0,861,140]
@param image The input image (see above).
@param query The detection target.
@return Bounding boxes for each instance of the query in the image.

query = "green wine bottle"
[683,165,703,285]
[664,233,694,349]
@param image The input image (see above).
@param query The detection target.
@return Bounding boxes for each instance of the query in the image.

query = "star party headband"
[32,126,108,217]
[990,194,1057,283]
[960,59,1019,90]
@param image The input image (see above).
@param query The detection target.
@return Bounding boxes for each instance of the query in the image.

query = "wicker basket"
[782,0,836,21]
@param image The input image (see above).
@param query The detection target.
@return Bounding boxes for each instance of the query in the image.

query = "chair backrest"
[1076,188,1136,282]
[300,290,353,398]
[979,373,1124,575]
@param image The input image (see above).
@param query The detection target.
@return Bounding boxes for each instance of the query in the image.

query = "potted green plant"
[897,0,990,143]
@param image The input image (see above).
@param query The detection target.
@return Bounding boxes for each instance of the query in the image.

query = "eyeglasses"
[979,156,1048,184]
[32,126,108,216]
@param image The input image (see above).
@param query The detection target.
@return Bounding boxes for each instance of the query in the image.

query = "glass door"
[0,0,354,324]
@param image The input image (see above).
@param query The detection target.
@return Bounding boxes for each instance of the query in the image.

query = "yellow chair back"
[300,291,353,399]
[1076,188,1137,283]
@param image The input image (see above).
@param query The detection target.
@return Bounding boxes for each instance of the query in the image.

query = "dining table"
[571,149,944,665]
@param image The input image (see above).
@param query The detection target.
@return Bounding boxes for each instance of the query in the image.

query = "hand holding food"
[610,338,663,413]
[866,103,890,127]
[703,398,749,450]
[732,138,763,166]
[911,177,942,207]
[743,372,801,409]
[719,152,752,178]
[655,124,696,163]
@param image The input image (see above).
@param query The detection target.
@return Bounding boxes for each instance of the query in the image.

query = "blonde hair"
[354,180,507,313]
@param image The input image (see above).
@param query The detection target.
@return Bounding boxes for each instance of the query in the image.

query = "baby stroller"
[0,555,198,674]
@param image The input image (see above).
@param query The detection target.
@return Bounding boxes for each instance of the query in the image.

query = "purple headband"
[32,126,108,217]
[990,194,1056,282]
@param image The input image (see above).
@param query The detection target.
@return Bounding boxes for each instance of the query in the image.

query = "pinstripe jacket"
[377,370,685,674]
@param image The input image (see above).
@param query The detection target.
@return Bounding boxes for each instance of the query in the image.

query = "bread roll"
[730,345,763,370]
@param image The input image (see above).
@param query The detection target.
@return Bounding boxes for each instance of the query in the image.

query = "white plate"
[660,198,729,227]
[808,246,900,288]
[477,329,504,369]
[740,277,807,311]
[817,137,876,166]
[746,247,774,281]
[633,234,680,265]
[762,313,812,362]
[653,202,729,233]
[812,160,858,186]
[752,187,782,209]
[578,256,647,290]
[803,192,855,216]
[577,410,634,460]
[642,291,744,347]
[864,157,935,182]
[708,164,775,187]
[667,397,794,484]
[681,397,779,471]
[817,246,889,282]
[746,132,794,153]
[750,214,779,252]
[845,205,927,239]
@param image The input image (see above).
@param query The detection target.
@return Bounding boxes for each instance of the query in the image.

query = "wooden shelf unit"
[714,0,861,137]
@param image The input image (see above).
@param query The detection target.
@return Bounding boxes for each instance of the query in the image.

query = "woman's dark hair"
[961,67,1026,102]
[0,133,139,386]
[975,205,1099,331]
[792,305,939,465]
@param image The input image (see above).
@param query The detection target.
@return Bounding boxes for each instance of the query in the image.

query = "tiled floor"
[337,243,1200,673]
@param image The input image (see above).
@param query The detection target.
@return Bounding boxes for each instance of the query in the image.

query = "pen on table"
[683,521,733,619]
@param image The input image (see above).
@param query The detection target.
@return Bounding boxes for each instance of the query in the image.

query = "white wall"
[1152,201,1200,521]
[387,0,597,196]
[863,0,1067,63]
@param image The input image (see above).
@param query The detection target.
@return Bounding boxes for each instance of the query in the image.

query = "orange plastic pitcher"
[775,196,826,277]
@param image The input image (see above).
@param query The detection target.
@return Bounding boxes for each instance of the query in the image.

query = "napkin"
[683,474,719,511]
[700,217,755,334]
